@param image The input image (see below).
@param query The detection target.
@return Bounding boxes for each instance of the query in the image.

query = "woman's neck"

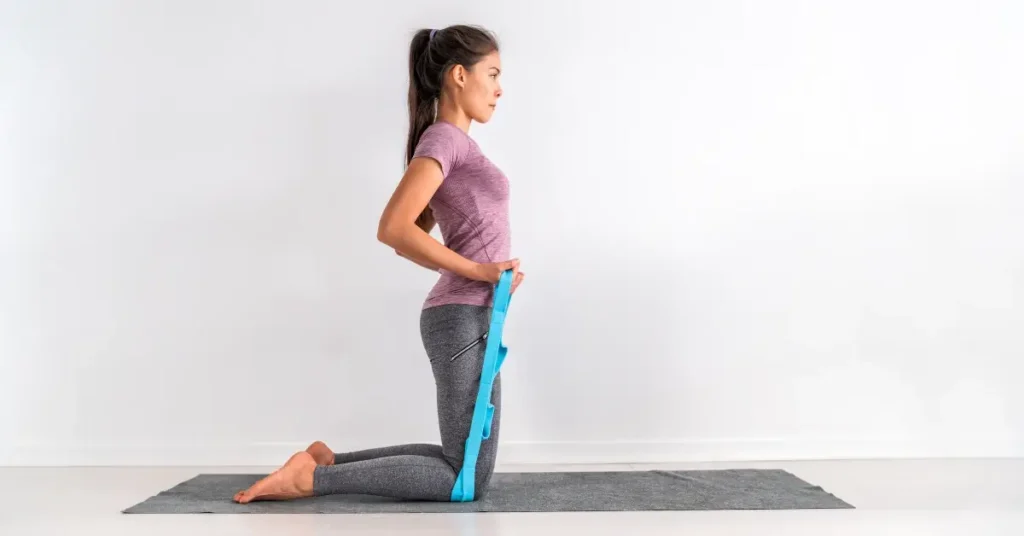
[436,100,472,133]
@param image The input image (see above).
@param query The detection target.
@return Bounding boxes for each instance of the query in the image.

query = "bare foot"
[233,451,316,504]
[305,440,335,466]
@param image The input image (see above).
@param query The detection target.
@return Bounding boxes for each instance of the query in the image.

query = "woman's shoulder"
[418,121,475,155]
[414,121,478,176]
[423,120,470,141]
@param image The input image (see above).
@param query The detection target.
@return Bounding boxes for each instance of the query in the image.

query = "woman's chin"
[472,108,496,124]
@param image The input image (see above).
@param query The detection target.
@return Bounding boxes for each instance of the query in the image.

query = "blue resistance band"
[450,269,514,502]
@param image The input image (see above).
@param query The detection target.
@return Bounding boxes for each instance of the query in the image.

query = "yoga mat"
[122,469,853,513]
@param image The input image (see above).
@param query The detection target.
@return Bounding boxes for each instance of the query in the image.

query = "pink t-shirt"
[413,121,511,309]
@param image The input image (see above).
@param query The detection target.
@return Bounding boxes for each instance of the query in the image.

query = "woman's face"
[454,51,503,123]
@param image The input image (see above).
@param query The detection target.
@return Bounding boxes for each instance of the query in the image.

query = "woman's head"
[406,25,501,163]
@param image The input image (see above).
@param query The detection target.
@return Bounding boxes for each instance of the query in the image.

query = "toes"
[237,485,257,503]
[237,477,270,503]
[238,484,262,504]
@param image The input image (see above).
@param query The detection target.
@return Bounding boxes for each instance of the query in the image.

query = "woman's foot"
[233,451,316,504]
[305,440,335,466]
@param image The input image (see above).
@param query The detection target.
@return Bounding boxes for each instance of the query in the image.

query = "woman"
[234,24,522,503]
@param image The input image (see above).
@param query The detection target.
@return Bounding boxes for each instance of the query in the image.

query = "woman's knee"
[474,466,498,496]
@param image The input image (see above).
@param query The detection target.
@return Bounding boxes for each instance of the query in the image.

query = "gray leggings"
[311,304,501,501]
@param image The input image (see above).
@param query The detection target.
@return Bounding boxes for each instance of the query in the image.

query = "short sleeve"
[412,123,469,178]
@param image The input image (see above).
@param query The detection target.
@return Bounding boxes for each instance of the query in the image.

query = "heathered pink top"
[412,121,511,309]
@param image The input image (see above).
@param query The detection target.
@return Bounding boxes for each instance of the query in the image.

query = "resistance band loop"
[450,269,514,502]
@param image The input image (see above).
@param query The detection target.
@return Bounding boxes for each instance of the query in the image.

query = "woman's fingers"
[501,258,520,275]
[511,271,525,294]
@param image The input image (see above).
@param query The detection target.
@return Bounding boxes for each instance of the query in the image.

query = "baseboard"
[497,437,1024,464]
[2,438,1020,466]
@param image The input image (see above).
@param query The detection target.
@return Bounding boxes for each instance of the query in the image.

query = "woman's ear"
[450,64,467,90]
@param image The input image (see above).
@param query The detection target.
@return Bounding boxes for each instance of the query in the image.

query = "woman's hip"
[419,304,492,365]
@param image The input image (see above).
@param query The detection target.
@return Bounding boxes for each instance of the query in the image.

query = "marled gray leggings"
[311,304,501,501]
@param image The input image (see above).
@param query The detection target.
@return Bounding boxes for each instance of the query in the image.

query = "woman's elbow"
[376,221,394,245]
[376,217,404,247]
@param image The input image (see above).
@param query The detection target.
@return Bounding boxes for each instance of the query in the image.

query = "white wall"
[2,0,1022,466]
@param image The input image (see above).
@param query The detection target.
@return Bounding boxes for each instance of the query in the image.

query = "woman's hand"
[470,259,521,284]
[471,259,524,294]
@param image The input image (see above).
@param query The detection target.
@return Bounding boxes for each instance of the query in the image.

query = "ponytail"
[406,29,436,165]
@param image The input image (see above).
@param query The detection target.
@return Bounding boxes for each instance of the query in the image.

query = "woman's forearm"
[396,248,442,272]
[379,223,478,279]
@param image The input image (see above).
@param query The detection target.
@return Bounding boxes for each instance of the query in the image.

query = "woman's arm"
[393,206,442,271]
[379,157,505,280]
[396,248,442,271]
[414,205,437,235]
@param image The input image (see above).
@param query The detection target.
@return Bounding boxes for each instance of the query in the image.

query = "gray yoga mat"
[122,469,852,513]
